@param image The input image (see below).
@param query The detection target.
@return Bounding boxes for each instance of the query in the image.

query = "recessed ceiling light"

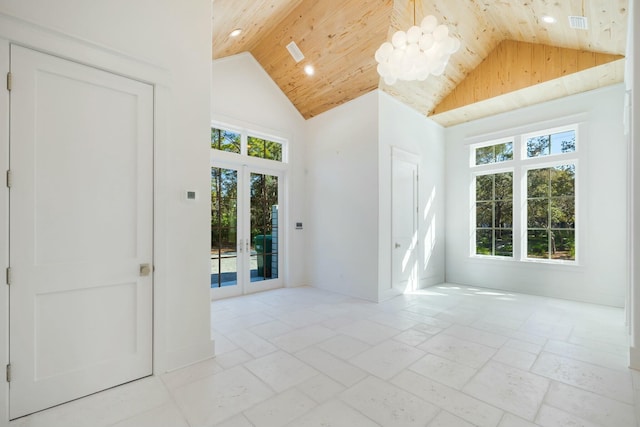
[542,15,556,24]
[304,65,315,76]
[229,28,242,37]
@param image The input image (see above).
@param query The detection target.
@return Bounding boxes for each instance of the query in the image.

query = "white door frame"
[0,14,173,423]
[0,33,10,427]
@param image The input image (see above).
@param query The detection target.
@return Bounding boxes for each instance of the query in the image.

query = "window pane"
[494,173,513,200]
[265,140,283,161]
[247,136,263,158]
[476,229,492,255]
[211,128,241,154]
[551,230,575,260]
[495,142,513,162]
[248,136,283,162]
[476,175,493,200]
[494,230,513,257]
[527,168,549,198]
[551,165,575,196]
[527,135,550,157]
[495,201,512,228]
[527,130,576,158]
[551,130,576,154]
[250,172,279,281]
[475,142,513,165]
[526,164,576,261]
[527,198,548,228]
[475,146,494,165]
[550,197,575,228]
[474,171,513,257]
[476,202,492,228]
[527,230,549,259]
[211,167,238,288]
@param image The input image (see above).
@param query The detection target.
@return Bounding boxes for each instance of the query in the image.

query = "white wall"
[627,0,640,368]
[445,84,628,307]
[378,92,446,300]
[0,0,213,388]
[306,91,380,301]
[211,53,308,287]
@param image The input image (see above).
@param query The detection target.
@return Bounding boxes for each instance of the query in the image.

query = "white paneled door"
[391,149,419,293]
[8,46,153,419]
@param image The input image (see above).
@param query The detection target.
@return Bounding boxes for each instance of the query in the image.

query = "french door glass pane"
[250,173,279,282]
[211,167,238,287]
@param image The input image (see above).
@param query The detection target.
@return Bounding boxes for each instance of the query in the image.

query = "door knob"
[140,263,152,276]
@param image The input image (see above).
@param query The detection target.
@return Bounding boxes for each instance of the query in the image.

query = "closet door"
[9,45,154,418]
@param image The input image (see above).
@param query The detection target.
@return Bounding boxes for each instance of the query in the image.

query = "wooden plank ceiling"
[212,0,628,126]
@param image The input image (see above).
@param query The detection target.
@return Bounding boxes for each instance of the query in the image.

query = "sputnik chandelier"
[375,2,460,85]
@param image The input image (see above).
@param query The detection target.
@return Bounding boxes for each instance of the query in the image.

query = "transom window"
[475,140,513,165]
[248,136,283,161]
[211,126,286,163]
[471,124,579,263]
[211,128,241,154]
[525,129,576,158]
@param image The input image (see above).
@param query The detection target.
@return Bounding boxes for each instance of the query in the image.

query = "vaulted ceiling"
[212,0,628,126]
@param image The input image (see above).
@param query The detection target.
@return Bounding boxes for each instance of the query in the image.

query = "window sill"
[469,254,581,268]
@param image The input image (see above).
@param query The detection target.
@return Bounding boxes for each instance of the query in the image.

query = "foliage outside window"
[248,136,283,161]
[476,172,513,256]
[526,129,576,157]
[475,141,513,165]
[211,167,238,288]
[211,127,241,154]
[250,173,279,280]
[527,165,576,260]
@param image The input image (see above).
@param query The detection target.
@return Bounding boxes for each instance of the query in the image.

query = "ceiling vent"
[568,15,589,30]
[286,41,305,63]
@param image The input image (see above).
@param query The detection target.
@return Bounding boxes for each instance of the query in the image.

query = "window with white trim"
[471,126,578,263]
[211,125,286,163]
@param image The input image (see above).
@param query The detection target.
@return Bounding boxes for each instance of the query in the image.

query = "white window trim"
[469,121,584,266]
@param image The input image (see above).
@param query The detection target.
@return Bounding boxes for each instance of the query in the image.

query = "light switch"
[186,190,197,201]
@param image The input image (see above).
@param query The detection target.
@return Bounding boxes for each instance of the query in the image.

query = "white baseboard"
[165,339,216,373]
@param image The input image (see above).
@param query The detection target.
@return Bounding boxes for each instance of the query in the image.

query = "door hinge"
[6,364,10,383]
[6,170,11,188]
[6,72,11,91]
[6,267,11,286]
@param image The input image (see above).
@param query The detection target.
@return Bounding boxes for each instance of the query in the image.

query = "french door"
[211,163,283,299]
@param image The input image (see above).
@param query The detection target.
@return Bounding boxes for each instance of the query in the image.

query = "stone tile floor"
[11,285,640,426]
